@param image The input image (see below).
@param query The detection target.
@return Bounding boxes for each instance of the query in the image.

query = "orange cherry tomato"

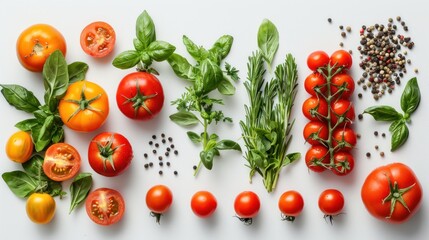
[5,131,33,163]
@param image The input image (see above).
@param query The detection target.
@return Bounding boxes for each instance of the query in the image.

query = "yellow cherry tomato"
[5,131,33,163]
[26,193,56,224]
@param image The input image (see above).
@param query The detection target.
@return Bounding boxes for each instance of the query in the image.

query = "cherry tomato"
[116,72,164,120]
[305,145,329,172]
[85,188,125,226]
[331,152,355,176]
[234,191,260,224]
[318,189,344,217]
[80,21,116,58]
[329,50,352,69]
[59,80,109,132]
[304,72,327,96]
[330,99,355,126]
[5,131,33,163]
[278,190,304,222]
[146,185,173,223]
[302,96,328,121]
[307,51,330,71]
[88,132,133,177]
[16,24,67,72]
[26,193,56,224]
[191,191,217,218]
[303,121,329,145]
[361,163,422,223]
[331,73,355,99]
[43,143,81,181]
[332,127,357,151]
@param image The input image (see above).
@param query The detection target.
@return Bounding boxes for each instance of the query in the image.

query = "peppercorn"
[162,139,166,144]
[168,137,173,142]
[193,165,197,170]
[149,141,153,145]
[144,164,149,169]
[161,133,165,138]
[346,26,351,32]
[170,144,175,149]
[339,25,344,30]
[375,145,379,150]
[159,170,163,175]
[155,143,159,148]
[358,93,363,99]
[382,133,386,137]
[144,153,148,158]
[174,150,178,155]
[357,133,361,139]
[374,131,379,136]
[366,152,371,158]
[341,32,346,38]
[165,152,169,157]
[380,152,385,157]
[174,171,178,175]
[328,18,332,23]
[149,162,153,167]
[166,147,171,152]
[152,135,156,140]
[358,114,363,120]
[158,156,163,161]
[159,162,163,167]
[153,149,157,154]
[166,162,171,167]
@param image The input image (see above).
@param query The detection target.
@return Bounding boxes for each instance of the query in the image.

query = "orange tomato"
[26,193,56,224]
[5,131,33,163]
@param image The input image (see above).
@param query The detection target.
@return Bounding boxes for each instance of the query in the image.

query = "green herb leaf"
[51,127,65,143]
[183,35,208,62]
[0,84,41,113]
[258,19,279,68]
[15,118,39,131]
[224,62,240,81]
[112,50,141,69]
[216,139,241,151]
[34,115,54,152]
[136,10,156,48]
[47,181,66,198]
[364,106,403,122]
[187,131,201,143]
[167,53,197,81]
[22,155,48,181]
[133,38,145,51]
[401,77,420,115]
[200,59,224,93]
[43,50,69,112]
[217,78,236,95]
[209,35,233,62]
[390,122,409,151]
[68,62,88,83]
[200,150,214,170]
[284,152,301,166]
[2,171,38,198]
[170,111,200,126]
[146,40,176,62]
[69,173,92,214]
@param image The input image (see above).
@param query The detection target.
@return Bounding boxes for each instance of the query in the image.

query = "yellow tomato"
[26,193,56,224]
[5,131,33,163]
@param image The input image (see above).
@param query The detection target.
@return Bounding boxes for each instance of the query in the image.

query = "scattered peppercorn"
[159,162,163,167]
[158,156,163,161]
[346,26,351,32]
[357,133,361,139]
[165,152,169,157]
[168,137,173,142]
[161,133,165,138]
[153,149,157,154]
[170,144,175,149]
[380,152,385,157]
[144,164,149,169]
[193,165,197,170]
[174,150,178,155]
[144,153,148,158]
[341,32,346,38]
[174,170,178,175]
[166,162,171,167]
[159,170,163,175]
[382,133,386,138]
[152,135,156,140]
[328,18,332,23]
[149,141,153,145]
[149,162,153,167]
[358,114,363,120]
[374,131,379,136]
[358,93,363,99]
[366,152,371,158]
[375,145,379,150]
[339,25,344,30]
[162,139,166,144]
[166,147,171,152]
[155,143,159,148]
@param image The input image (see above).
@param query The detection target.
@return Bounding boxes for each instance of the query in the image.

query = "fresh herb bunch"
[364,77,420,151]
[240,19,300,193]
[168,35,241,176]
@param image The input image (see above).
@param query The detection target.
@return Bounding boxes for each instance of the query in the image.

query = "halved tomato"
[80,21,116,58]
[43,143,81,181]
[85,188,125,225]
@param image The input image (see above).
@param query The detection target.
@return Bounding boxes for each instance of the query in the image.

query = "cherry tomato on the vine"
[318,189,344,221]
[332,152,355,176]
[234,191,260,225]
[191,191,217,218]
[80,21,116,58]
[5,131,33,163]
[307,50,329,71]
[331,73,355,99]
[330,99,355,126]
[302,96,328,122]
[305,145,329,172]
[26,193,56,224]
[332,127,357,151]
[85,188,125,226]
[278,190,304,222]
[146,185,173,223]
[303,121,329,145]
[43,143,81,181]
[304,72,327,96]
[329,50,352,69]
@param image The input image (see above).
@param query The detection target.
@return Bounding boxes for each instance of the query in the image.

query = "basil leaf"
[2,171,38,198]
[43,50,69,112]
[391,122,409,151]
[170,111,200,126]
[48,181,66,198]
[22,155,48,181]
[183,35,208,62]
[217,78,236,95]
[401,77,420,115]
[51,127,65,143]
[136,10,156,48]
[187,131,201,143]
[258,19,279,68]
[133,38,145,51]
[15,118,39,131]
[284,152,301,166]
[364,106,402,122]
[68,62,89,83]
[0,84,41,113]
[34,115,54,152]
[69,173,92,214]
[389,119,404,132]
[112,50,141,69]
[146,40,176,62]
[216,139,241,151]
[200,150,214,170]
[209,35,233,62]
[167,53,196,81]
[200,59,224,93]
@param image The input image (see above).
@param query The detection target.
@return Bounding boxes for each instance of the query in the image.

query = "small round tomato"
[307,51,330,71]
[278,190,304,222]
[331,73,355,99]
[234,191,260,225]
[43,143,81,181]
[88,132,133,177]
[332,127,357,151]
[116,72,164,120]
[329,50,352,69]
[5,131,33,163]
[361,163,422,224]
[318,189,344,218]
[302,96,328,121]
[26,193,56,224]
[304,72,327,96]
[80,21,116,58]
[59,80,109,132]
[330,99,355,126]
[303,121,328,145]
[146,185,173,223]
[191,191,217,218]
[331,152,355,176]
[85,188,125,226]
[305,145,329,172]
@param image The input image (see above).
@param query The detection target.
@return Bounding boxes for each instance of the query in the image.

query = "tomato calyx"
[122,80,158,117]
[150,211,163,224]
[383,174,415,219]
[95,134,125,172]
[234,215,253,225]
[63,84,103,122]
[280,214,296,222]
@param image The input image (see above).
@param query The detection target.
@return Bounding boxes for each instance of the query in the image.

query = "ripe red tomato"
[278,190,304,222]
[234,191,260,224]
[190,191,217,218]
[332,127,357,151]
[305,145,329,172]
[318,189,344,216]
[80,21,116,58]
[302,96,328,121]
[303,121,328,145]
[88,132,133,177]
[85,188,125,226]
[331,73,355,99]
[16,24,67,72]
[116,72,164,120]
[330,99,355,126]
[331,152,355,176]
[329,50,352,69]
[304,72,327,96]
[307,51,329,71]
[361,163,422,224]
[43,143,81,181]
[146,185,173,223]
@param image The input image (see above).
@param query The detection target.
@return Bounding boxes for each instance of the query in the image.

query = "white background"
[0,0,427,239]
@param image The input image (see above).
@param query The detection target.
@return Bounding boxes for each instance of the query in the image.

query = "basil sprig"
[69,173,92,214]
[364,77,420,151]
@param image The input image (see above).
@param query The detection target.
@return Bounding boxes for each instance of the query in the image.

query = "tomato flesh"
[85,188,125,226]
[43,143,81,181]
[80,21,115,58]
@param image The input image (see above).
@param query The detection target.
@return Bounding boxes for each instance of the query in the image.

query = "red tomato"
[116,72,164,120]
[361,163,422,224]
[302,96,328,121]
[43,143,81,181]
[191,191,217,218]
[304,72,327,96]
[234,191,260,224]
[303,121,329,145]
[305,145,329,172]
[318,189,344,216]
[88,132,133,177]
[146,185,173,223]
[332,127,357,151]
[278,190,304,222]
[329,50,352,69]
[80,21,116,58]
[331,73,355,99]
[85,188,125,226]
[331,152,355,176]
[307,51,330,71]
[16,24,67,72]
[330,99,355,126]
